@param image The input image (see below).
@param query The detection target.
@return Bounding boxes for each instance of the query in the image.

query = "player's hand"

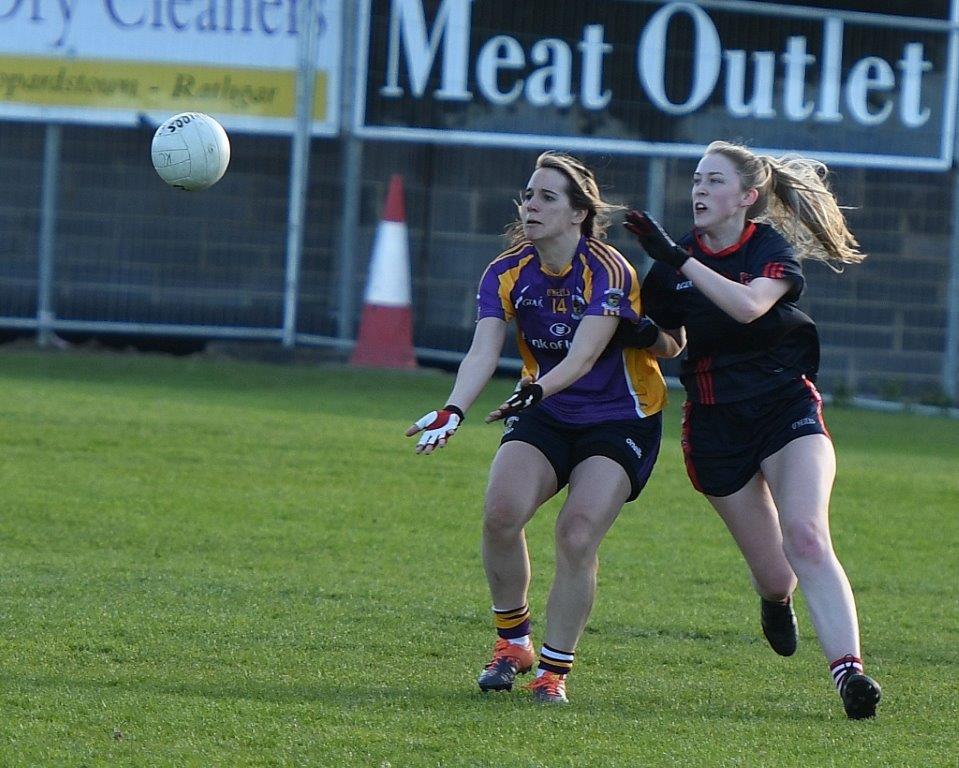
[486,378,543,423]
[611,316,660,349]
[624,210,689,270]
[406,405,463,454]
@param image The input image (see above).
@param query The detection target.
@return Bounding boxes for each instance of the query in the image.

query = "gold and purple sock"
[536,643,574,677]
[493,604,531,644]
[830,654,864,692]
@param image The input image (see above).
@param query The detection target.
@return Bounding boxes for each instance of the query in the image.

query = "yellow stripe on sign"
[0,56,328,119]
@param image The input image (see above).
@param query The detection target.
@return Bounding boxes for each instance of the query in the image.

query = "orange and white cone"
[350,174,417,369]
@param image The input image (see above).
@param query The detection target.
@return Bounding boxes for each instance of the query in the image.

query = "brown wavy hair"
[506,151,624,246]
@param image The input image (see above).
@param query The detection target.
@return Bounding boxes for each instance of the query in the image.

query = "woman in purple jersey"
[405,151,678,704]
[622,140,881,719]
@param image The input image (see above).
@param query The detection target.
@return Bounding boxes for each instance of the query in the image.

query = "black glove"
[612,317,660,349]
[486,382,543,422]
[624,210,689,270]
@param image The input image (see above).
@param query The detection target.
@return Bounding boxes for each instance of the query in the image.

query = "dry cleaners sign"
[0,0,341,134]
[357,0,958,169]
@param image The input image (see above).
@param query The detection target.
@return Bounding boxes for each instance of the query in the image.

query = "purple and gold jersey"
[643,222,819,404]
[477,236,667,424]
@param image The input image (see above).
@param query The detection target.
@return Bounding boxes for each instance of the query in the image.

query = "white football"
[151,112,230,191]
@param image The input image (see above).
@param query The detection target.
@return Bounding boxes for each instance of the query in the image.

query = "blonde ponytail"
[705,141,865,271]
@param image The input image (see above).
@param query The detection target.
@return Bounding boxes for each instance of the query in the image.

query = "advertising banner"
[0,0,342,134]
[358,0,958,169]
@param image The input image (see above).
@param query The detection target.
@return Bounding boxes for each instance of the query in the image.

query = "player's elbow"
[652,328,685,359]
[569,350,602,380]
[458,348,497,378]
[659,343,685,359]
[730,300,767,325]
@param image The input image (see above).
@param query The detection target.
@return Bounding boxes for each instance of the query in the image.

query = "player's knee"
[781,518,831,567]
[555,513,600,564]
[482,497,529,540]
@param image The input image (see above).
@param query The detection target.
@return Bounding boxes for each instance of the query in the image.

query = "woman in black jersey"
[622,140,881,719]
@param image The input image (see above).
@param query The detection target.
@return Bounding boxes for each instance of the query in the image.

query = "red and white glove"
[405,405,464,454]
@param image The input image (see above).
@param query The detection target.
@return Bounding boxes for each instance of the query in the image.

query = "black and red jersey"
[642,222,819,404]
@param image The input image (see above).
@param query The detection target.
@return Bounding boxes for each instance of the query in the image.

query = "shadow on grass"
[1,670,830,724]
[587,621,771,649]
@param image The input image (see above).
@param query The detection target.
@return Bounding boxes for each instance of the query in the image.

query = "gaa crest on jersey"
[549,322,572,337]
[571,294,587,320]
[601,288,624,313]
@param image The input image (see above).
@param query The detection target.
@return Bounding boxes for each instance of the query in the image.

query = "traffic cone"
[350,174,417,369]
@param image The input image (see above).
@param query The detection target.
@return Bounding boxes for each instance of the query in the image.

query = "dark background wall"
[0,120,953,401]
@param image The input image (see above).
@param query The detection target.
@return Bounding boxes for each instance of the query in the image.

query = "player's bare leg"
[762,434,880,718]
[478,441,556,691]
[482,441,557,608]
[524,457,630,703]
[708,475,800,655]
[761,435,858,659]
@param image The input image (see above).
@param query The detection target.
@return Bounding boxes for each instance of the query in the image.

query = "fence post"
[337,1,363,344]
[37,123,61,348]
[281,0,319,349]
[638,156,668,275]
[944,164,959,402]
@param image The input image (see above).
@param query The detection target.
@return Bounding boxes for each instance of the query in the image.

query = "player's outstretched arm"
[625,210,791,324]
[485,315,617,422]
[406,317,507,454]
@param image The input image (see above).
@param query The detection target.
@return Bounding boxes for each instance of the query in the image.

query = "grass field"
[0,348,956,767]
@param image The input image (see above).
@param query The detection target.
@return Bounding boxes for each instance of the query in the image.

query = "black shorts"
[500,407,663,502]
[681,376,830,498]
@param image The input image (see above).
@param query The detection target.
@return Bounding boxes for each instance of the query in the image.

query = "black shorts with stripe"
[680,376,829,498]
[500,407,662,502]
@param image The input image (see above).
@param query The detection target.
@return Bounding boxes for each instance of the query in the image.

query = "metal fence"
[1,0,958,406]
